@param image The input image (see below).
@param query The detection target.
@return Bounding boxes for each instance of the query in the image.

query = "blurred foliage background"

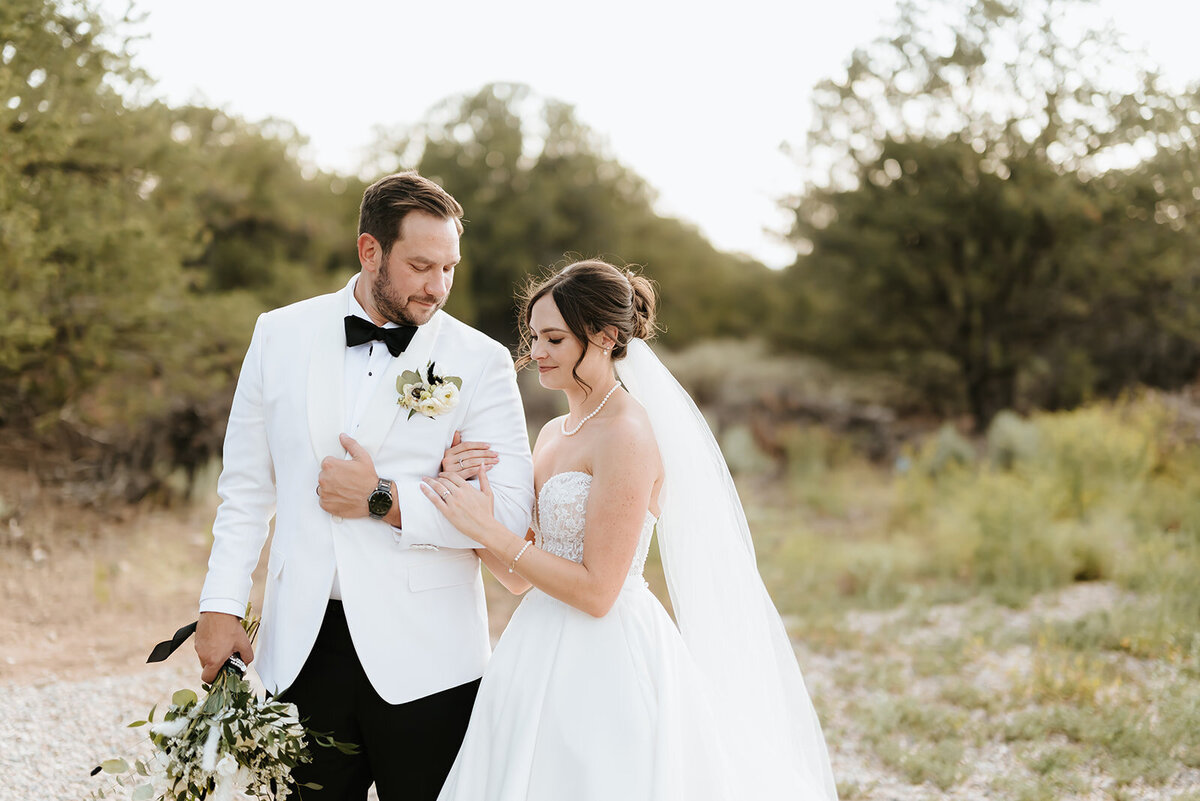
[1,0,1197,497]
[0,0,781,499]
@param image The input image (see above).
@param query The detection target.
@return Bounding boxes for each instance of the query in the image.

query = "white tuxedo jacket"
[199,278,534,704]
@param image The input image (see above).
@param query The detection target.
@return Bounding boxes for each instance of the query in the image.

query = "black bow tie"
[344,315,417,357]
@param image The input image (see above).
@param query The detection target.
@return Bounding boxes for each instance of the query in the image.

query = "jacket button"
[331,515,343,524]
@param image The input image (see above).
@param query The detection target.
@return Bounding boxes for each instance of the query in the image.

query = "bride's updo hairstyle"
[516,259,658,393]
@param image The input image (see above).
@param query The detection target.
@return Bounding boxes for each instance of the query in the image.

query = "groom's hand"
[317,434,381,518]
[196,611,254,683]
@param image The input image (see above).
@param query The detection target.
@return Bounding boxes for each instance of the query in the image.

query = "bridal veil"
[616,338,839,801]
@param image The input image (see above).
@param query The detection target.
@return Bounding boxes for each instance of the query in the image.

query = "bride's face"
[528,294,604,392]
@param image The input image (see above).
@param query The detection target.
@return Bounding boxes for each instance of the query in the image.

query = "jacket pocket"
[408,553,478,592]
[266,549,286,581]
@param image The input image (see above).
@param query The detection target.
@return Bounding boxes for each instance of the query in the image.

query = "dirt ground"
[0,469,522,685]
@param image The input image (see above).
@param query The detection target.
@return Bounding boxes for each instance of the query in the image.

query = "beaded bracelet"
[508,540,533,573]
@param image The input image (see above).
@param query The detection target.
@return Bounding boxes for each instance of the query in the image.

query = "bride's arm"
[424,415,658,618]
[476,534,535,595]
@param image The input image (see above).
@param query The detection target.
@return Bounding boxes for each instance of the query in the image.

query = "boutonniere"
[397,361,462,419]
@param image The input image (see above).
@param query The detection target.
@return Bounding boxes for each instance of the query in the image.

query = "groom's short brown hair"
[359,171,464,257]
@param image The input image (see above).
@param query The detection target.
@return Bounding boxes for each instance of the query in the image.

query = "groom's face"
[371,211,460,327]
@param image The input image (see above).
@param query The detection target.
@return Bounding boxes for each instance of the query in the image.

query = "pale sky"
[96,0,1200,268]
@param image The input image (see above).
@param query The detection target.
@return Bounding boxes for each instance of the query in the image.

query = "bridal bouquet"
[92,608,354,801]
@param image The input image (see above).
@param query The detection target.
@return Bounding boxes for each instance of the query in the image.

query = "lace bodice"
[532,472,656,584]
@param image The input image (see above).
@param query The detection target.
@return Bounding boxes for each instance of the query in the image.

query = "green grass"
[758,391,1200,651]
[741,391,1200,796]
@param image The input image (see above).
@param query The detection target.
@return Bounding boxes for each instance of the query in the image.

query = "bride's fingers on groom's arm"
[419,482,444,512]
[421,477,453,504]
[444,470,494,503]
[441,443,491,474]
[468,451,500,476]
[441,443,487,474]
[437,471,480,488]
[476,464,493,498]
[449,456,496,480]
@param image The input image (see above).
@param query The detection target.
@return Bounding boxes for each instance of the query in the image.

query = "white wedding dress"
[437,471,740,801]
[438,339,838,801]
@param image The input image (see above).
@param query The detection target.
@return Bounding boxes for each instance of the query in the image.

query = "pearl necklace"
[561,382,622,436]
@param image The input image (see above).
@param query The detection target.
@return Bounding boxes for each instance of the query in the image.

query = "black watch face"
[368,489,392,517]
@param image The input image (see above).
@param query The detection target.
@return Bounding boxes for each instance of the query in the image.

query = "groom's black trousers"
[280,600,480,801]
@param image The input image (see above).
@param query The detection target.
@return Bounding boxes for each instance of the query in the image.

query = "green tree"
[0,0,369,498]
[782,0,1200,425]
[0,0,206,433]
[373,83,773,346]
[789,138,1114,421]
[163,105,364,308]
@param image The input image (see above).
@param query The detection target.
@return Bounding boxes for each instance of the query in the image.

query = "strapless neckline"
[532,471,657,581]
[536,471,658,524]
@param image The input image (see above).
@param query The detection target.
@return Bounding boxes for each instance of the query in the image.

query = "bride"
[420,259,838,801]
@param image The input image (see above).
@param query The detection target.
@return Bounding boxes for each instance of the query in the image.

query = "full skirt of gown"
[437,580,738,801]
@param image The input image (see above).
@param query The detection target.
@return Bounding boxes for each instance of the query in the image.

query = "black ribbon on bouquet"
[146,620,246,677]
[146,620,197,663]
[90,623,248,778]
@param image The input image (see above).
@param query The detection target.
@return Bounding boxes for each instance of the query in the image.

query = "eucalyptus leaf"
[131,783,154,801]
[101,759,130,774]
[171,689,198,707]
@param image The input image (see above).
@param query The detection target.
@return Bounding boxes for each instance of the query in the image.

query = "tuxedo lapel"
[354,311,446,456]
[306,287,350,463]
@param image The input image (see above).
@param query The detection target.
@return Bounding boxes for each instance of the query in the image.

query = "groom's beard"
[374,259,447,327]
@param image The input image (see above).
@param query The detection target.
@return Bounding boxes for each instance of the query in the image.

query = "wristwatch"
[367,477,394,520]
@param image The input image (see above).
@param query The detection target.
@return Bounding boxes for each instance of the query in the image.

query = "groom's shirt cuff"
[199,597,248,618]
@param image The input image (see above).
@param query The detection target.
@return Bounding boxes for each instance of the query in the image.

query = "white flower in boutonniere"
[398,361,462,420]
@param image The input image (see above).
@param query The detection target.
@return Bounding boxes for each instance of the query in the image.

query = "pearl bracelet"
[508,540,533,573]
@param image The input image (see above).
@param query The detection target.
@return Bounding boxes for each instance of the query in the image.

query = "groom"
[195,172,534,800]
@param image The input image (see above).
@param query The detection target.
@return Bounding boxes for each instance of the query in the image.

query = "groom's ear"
[357,233,382,272]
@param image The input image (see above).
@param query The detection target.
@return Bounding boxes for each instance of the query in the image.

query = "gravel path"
[3,573,1194,800]
[2,663,195,801]
[3,644,863,801]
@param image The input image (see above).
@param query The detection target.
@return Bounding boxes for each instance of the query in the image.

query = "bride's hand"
[440,430,498,480]
[421,468,496,542]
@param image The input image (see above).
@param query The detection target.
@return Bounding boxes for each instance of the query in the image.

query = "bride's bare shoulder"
[593,396,660,468]
[531,415,565,456]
